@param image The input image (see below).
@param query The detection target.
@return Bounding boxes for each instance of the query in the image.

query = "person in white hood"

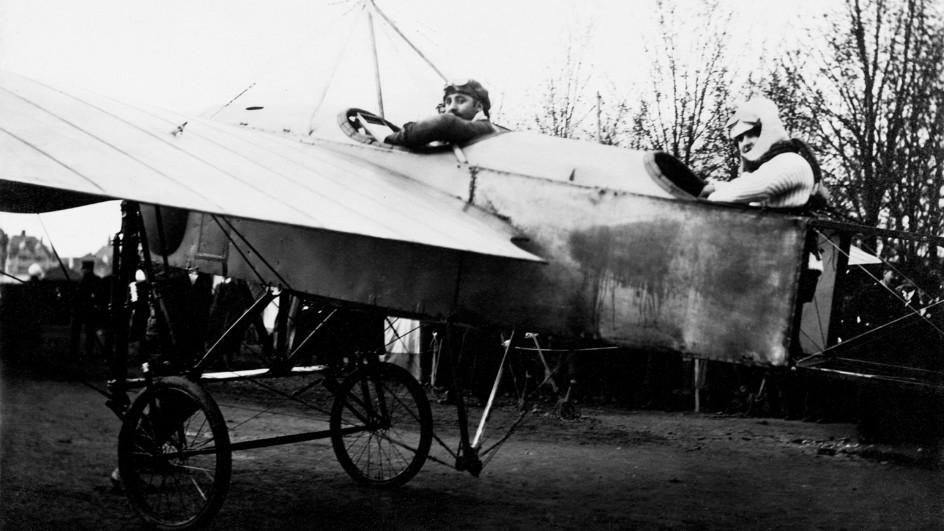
[702,96,820,208]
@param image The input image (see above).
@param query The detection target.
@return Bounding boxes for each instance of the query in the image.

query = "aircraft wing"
[0,72,540,262]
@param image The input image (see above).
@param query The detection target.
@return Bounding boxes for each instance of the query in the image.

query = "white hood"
[725,96,789,163]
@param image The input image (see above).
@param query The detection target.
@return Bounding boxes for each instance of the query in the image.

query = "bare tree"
[585,88,631,146]
[525,37,593,139]
[775,0,943,269]
[624,0,736,179]
[887,5,944,265]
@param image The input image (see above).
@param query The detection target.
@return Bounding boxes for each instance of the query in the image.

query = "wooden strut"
[439,326,551,475]
[104,202,136,415]
[366,7,384,118]
[471,330,515,449]
[98,205,155,407]
[445,322,482,476]
[173,426,368,458]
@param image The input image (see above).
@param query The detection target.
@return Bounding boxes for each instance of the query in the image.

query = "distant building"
[4,230,57,280]
[1,230,113,282]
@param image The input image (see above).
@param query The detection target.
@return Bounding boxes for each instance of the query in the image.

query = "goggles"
[444,79,479,98]
[727,118,761,141]
[732,124,761,143]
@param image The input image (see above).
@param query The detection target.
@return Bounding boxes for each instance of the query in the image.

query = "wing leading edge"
[0,72,541,262]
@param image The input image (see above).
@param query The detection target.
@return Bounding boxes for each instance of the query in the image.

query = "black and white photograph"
[1,0,942,528]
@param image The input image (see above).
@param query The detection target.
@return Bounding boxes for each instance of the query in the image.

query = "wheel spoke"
[189,476,208,502]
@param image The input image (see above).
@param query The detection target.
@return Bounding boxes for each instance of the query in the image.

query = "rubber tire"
[330,362,432,487]
[118,376,232,529]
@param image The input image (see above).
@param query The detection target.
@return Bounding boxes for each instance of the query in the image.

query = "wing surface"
[0,72,540,262]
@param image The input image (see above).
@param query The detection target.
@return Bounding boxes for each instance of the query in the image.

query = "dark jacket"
[384,113,496,148]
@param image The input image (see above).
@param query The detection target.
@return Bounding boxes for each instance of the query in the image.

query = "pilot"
[383,78,497,148]
[701,96,820,208]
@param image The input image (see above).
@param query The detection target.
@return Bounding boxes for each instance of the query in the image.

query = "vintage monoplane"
[2,7,942,529]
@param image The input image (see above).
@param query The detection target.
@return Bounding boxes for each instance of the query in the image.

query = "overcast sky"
[0,0,829,257]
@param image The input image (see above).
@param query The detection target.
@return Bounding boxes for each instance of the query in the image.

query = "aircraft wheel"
[330,362,432,487]
[118,376,231,530]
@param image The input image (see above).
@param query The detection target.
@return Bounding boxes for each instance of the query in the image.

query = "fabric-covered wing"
[0,72,540,262]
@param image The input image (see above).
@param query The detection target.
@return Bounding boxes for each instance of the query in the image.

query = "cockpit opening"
[644,151,707,199]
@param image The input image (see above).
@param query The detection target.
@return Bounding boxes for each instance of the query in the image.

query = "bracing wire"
[35,214,73,282]
[209,215,266,285]
[222,376,332,432]
[307,6,363,134]
[211,214,292,290]
[798,229,944,362]
[0,271,26,284]
[815,229,943,337]
[368,0,448,82]
[208,82,257,119]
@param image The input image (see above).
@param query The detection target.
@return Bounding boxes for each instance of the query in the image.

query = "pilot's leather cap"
[443,79,490,116]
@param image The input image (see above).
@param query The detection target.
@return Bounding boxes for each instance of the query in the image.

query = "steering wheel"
[337,108,401,145]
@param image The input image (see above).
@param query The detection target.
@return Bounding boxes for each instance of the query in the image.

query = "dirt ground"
[2,358,943,531]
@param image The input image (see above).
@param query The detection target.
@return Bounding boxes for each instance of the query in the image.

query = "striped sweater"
[707,152,814,208]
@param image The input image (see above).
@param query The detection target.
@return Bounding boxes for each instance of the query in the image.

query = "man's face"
[735,128,760,155]
[442,93,481,120]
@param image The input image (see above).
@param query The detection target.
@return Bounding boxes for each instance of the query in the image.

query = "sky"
[0,0,830,257]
